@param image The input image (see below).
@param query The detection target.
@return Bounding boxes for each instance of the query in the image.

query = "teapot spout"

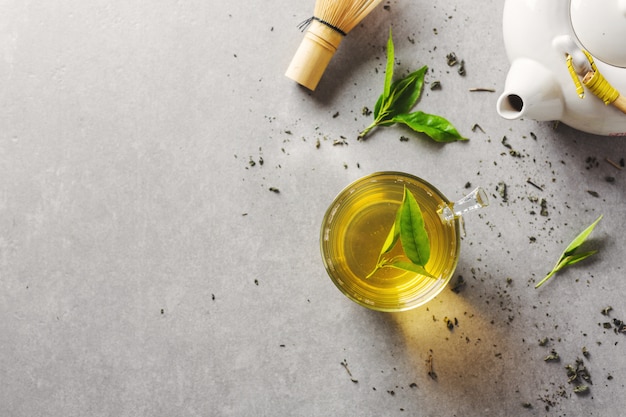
[497,58,564,121]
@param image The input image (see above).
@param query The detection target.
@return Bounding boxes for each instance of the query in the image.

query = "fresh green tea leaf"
[563,215,603,256]
[383,28,394,100]
[556,251,598,270]
[374,29,396,121]
[388,261,437,279]
[359,29,465,143]
[373,94,386,124]
[380,201,402,255]
[372,67,427,127]
[366,186,433,279]
[540,251,599,285]
[380,220,397,255]
[535,215,603,288]
[387,67,428,116]
[393,111,467,142]
[399,186,430,266]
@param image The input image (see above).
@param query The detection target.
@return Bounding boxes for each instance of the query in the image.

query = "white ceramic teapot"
[497,0,626,136]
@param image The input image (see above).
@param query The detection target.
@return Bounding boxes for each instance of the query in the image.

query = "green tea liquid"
[321,174,460,311]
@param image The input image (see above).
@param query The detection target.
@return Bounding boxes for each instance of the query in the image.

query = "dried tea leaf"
[574,385,589,394]
[544,349,560,362]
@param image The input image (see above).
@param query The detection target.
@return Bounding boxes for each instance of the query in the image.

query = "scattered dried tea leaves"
[443,316,454,330]
[585,156,600,170]
[471,123,485,133]
[605,157,623,170]
[597,308,626,334]
[450,275,465,293]
[457,60,466,76]
[446,52,457,66]
[566,358,592,386]
[612,319,625,334]
[340,359,359,384]
[426,351,437,380]
[526,179,543,191]
[573,385,589,394]
[539,198,549,217]
[445,52,465,75]
[544,349,560,362]
[497,181,508,202]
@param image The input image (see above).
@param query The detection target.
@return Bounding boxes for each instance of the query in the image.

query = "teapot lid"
[570,0,626,67]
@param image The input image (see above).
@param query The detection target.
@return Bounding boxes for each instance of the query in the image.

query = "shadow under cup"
[320,172,461,312]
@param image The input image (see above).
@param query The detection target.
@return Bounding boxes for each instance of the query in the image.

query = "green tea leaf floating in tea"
[399,186,430,266]
[385,261,433,278]
[366,186,435,279]
[535,215,603,288]
[379,204,402,255]
[358,29,466,143]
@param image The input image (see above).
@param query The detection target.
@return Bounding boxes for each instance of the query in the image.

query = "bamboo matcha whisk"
[285,0,384,91]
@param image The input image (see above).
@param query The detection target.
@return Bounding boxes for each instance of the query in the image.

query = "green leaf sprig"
[535,215,603,288]
[358,29,467,143]
[366,186,435,279]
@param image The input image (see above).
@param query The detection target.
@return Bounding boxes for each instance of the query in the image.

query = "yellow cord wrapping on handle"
[583,69,620,106]
[566,55,585,98]
[566,49,622,106]
[581,50,620,106]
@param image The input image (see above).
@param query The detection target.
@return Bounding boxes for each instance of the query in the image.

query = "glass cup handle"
[439,187,489,222]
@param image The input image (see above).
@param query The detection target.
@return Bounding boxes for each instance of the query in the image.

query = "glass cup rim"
[320,171,461,312]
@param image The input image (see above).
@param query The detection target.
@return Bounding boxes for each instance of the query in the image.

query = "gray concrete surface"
[1,1,625,416]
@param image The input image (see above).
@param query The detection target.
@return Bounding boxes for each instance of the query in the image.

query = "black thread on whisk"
[297,16,347,36]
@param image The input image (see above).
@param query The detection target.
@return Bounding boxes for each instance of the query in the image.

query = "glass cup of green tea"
[320,172,488,312]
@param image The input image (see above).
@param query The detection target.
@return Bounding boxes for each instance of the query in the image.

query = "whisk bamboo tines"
[285,0,384,91]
